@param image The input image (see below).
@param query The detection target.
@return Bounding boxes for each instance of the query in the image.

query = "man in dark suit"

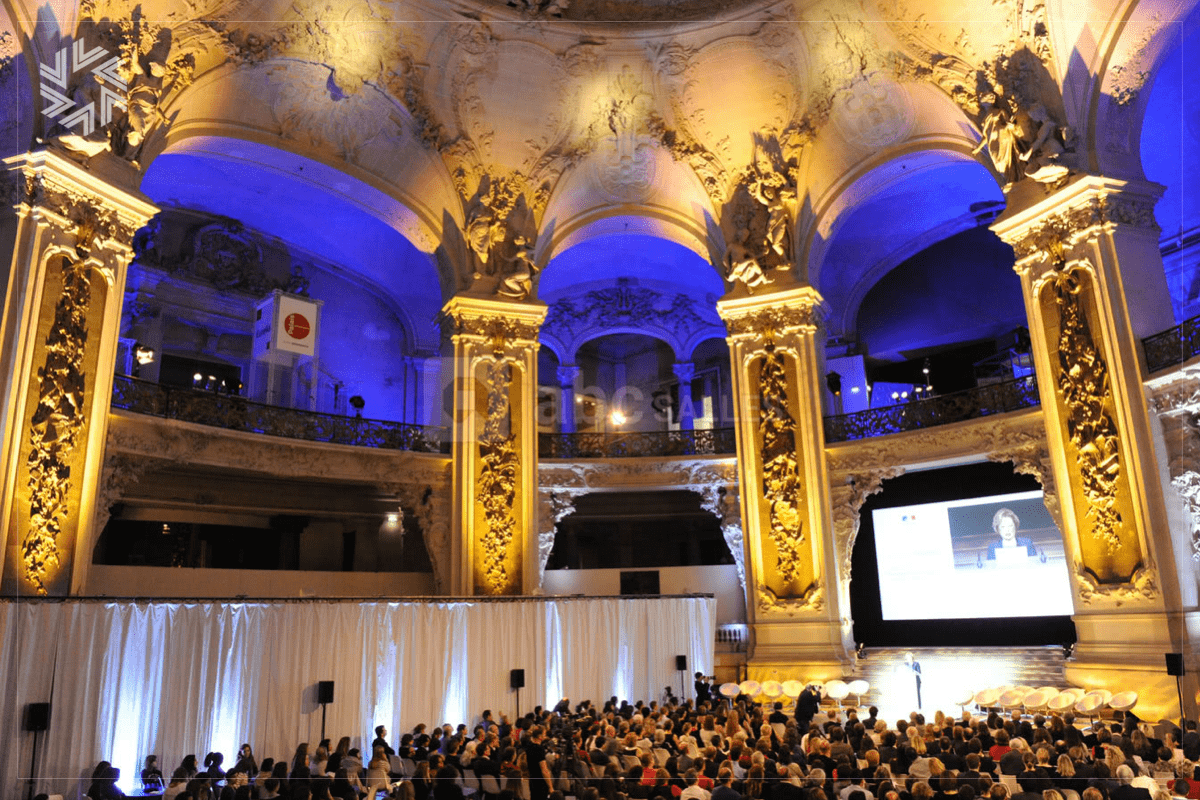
[795,686,821,729]
[695,673,712,706]
[1184,721,1200,761]
[904,653,922,709]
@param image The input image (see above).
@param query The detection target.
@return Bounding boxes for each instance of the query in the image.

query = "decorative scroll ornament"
[1075,564,1158,606]
[461,175,540,300]
[1050,263,1125,555]
[505,0,570,19]
[1011,194,1160,264]
[759,342,805,584]
[758,581,823,614]
[478,359,519,593]
[54,11,195,166]
[720,134,799,291]
[830,467,905,585]
[24,259,92,594]
[535,490,580,590]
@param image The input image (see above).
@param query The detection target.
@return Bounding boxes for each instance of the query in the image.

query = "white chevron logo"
[39,39,123,134]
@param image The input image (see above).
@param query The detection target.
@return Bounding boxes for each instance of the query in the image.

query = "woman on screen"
[985,508,1037,560]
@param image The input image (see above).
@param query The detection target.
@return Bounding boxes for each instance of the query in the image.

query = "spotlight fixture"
[134,343,155,365]
[610,409,627,427]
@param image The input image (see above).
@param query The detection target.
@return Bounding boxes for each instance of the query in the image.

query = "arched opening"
[1139,1,1200,322]
[132,137,443,425]
[809,151,1026,404]
[574,333,676,434]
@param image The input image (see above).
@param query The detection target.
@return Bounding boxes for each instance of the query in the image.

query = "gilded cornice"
[3,151,157,253]
[718,286,824,342]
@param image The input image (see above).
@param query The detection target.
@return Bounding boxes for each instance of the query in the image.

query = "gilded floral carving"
[478,359,519,593]
[724,304,817,339]
[24,259,92,595]
[758,343,805,586]
[1049,264,1124,555]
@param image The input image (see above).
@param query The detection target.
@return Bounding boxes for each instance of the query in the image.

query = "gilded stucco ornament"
[457,174,541,301]
[478,358,520,593]
[1075,564,1158,606]
[758,341,806,585]
[1048,262,1125,556]
[24,258,93,595]
[830,467,905,586]
[720,135,799,291]
[758,581,823,614]
[397,476,453,594]
[967,52,1075,192]
[54,9,196,166]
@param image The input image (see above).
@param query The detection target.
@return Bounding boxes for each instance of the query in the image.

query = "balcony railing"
[823,375,1041,443]
[1143,315,1200,374]
[111,375,448,453]
[538,428,737,459]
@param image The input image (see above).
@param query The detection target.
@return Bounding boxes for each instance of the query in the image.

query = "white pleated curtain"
[0,596,716,800]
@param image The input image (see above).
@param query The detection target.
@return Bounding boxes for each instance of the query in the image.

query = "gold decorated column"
[718,286,852,679]
[0,149,157,595]
[443,294,546,596]
[993,176,1184,718]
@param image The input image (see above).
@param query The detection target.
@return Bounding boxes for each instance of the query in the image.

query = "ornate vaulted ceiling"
[0,0,1191,328]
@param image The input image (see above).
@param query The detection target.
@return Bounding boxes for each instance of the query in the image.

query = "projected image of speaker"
[1167,653,1185,676]
[510,669,525,689]
[24,702,49,732]
[318,681,335,704]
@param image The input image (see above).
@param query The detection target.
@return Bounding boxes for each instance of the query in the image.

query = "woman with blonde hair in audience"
[366,747,392,798]
[725,710,743,740]
[1042,789,1066,800]
[411,760,433,800]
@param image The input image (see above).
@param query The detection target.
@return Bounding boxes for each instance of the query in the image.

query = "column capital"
[440,294,547,353]
[671,362,696,384]
[716,284,826,342]
[992,175,1163,279]
[3,149,158,257]
[555,364,580,387]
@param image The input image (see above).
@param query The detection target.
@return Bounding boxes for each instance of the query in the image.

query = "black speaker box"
[510,669,525,689]
[1167,653,1185,676]
[24,702,50,732]
[318,680,335,704]
[675,655,688,671]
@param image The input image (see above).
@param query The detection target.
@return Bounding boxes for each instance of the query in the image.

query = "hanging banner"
[253,290,322,360]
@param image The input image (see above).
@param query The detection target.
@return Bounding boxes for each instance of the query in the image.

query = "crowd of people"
[74,690,1200,800]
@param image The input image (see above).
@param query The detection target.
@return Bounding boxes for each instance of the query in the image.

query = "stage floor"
[843,645,1069,724]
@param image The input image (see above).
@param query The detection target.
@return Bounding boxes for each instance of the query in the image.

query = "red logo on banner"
[284,313,311,340]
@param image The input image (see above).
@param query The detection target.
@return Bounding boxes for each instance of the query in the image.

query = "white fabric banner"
[0,596,715,799]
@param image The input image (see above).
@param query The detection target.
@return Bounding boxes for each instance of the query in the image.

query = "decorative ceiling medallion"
[593,136,657,204]
[832,73,915,150]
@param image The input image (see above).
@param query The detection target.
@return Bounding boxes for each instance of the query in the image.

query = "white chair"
[401,758,417,778]
[653,748,670,767]
[771,722,786,740]
[480,774,502,797]
[462,768,480,795]
[1000,773,1020,792]
[621,755,640,771]
[389,755,403,776]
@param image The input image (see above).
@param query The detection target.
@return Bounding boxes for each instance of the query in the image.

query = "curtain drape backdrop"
[0,595,715,800]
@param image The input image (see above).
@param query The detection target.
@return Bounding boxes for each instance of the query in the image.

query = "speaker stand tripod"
[27,728,41,800]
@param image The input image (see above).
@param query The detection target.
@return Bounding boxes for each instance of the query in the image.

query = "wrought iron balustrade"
[111,375,448,453]
[823,375,1040,443]
[539,427,737,459]
[1143,315,1200,374]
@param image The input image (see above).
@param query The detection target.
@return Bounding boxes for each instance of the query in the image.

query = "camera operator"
[694,673,712,705]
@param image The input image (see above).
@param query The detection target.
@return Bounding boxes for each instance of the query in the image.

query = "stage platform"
[842,646,1069,723]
